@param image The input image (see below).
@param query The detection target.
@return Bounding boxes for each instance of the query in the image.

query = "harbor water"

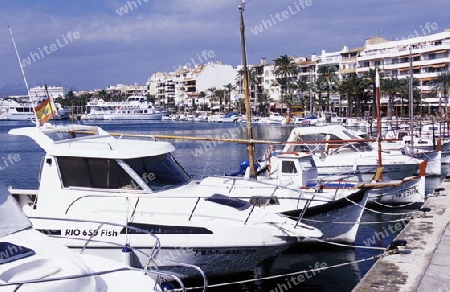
[0,120,446,291]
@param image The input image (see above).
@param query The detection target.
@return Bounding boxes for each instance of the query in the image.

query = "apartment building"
[356,29,450,106]
[105,83,146,96]
[29,85,65,100]
[145,29,450,112]
[147,63,237,108]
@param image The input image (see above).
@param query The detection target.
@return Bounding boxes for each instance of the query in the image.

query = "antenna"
[8,26,31,98]
[8,26,39,126]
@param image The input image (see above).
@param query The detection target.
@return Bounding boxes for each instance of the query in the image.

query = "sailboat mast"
[409,46,414,154]
[375,69,383,172]
[238,2,256,178]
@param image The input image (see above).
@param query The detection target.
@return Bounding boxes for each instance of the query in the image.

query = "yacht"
[0,98,68,121]
[8,124,322,279]
[84,96,163,120]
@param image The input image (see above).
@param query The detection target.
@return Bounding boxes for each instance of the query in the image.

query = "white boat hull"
[366,176,426,205]
[103,113,163,120]
[29,216,294,278]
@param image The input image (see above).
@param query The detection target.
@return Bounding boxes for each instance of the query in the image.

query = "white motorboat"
[0,98,67,121]
[8,124,323,279]
[255,113,288,124]
[84,96,163,121]
[0,182,175,292]
[382,127,442,176]
[281,125,424,181]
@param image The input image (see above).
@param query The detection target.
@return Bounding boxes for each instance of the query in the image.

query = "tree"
[362,68,379,118]
[381,77,404,120]
[207,87,218,107]
[317,65,339,111]
[338,73,369,117]
[273,55,298,112]
[432,70,450,117]
[257,91,272,116]
[292,77,310,114]
[223,83,236,111]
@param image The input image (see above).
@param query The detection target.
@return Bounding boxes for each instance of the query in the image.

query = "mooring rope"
[170,252,386,291]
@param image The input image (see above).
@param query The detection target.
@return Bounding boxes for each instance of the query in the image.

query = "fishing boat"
[83,95,164,121]
[0,181,183,292]
[7,123,323,279]
[280,124,425,181]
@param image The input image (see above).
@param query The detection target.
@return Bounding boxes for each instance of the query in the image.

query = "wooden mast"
[238,1,256,178]
[375,69,383,179]
[409,46,415,153]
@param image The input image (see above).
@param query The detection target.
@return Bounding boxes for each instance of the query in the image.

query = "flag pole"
[8,26,39,127]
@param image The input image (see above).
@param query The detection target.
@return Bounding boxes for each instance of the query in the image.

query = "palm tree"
[338,73,369,118]
[432,70,450,117]
[223,83,236,111]
[381,77,404,120]
[362,68,379,118]
[310,78,325,111]
[257,91,272,116]
[207,86,217,108]
[317,65,339,111]
[273,55,298,112]
[292,77,310,114]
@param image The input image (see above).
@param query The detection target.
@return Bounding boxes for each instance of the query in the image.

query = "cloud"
[1,0,449,92]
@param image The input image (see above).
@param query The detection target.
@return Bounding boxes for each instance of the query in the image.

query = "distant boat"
[0,98,68,121]
[83,95,164,120]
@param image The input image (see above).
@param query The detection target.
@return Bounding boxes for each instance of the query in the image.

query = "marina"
[0,119,448,291]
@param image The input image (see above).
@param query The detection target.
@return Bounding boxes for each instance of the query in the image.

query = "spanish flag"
[34,97,57,124]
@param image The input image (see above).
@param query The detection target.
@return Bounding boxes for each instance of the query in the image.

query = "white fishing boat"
[0,182,181,292]
[281,124,424,181]
[84,95,163,121]
[203,151,370,244]
[8,123,323,279]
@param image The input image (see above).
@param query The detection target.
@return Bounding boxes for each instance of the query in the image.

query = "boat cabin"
[9,125,192,214]
[268,152,318,187]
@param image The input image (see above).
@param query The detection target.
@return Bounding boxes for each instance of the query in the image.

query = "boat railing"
[28,216,207,291]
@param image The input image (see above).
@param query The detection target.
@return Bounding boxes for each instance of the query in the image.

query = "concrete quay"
[353,179,450,292]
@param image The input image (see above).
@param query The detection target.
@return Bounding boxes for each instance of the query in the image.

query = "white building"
[356,29,450,107]
[147,63,237,108]
[29,85,65,100]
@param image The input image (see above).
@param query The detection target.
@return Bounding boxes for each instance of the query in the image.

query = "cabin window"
[124,153,191,191]
[57,157,140,189]
[281,161,297,174]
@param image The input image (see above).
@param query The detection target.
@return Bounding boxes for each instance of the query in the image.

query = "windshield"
[331,142,373,155]
[125,153,191,191]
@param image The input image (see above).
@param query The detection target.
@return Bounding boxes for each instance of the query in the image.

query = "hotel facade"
[146,29,450,113]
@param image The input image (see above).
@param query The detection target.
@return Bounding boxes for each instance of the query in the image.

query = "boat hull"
[282,188,369,244]
[103,113,163,120]
[315,162,419,182]
[29,217,292,279]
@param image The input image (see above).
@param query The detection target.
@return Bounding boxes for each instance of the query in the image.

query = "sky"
[0,0,449,95]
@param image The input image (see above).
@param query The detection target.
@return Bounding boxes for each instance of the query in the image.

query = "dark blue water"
[0,120,445,291]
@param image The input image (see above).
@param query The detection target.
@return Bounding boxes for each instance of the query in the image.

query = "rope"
[171,252,386,291]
